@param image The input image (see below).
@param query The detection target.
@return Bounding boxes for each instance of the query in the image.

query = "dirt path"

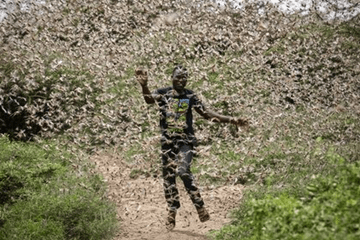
[91,152,243,240]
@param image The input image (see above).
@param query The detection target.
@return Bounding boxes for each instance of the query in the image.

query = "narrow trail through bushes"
[91,153,244,240]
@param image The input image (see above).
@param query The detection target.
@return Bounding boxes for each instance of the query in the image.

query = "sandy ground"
[91,152,244,240]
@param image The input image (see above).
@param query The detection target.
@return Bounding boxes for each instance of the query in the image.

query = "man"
[135,65,248,231]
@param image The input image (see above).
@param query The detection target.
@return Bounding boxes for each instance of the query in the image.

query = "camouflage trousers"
[161,140,204,211]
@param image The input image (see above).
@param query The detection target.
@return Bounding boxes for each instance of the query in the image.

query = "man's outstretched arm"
[195,104,249,127]
[135,69,156,104]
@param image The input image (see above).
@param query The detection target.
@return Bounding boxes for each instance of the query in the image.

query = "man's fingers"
[233,118,249,127]
[239,119,249,126]
[135,69,149,87]
[135,68,147,76]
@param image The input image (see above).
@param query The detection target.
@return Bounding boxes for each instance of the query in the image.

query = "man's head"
[172,65,188,93]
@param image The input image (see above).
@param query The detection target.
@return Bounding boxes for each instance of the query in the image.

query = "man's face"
[172,75,187,92]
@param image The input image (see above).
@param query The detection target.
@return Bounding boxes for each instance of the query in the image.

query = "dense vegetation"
[212,151,360,239]
[0,0,359,239]
[0,136,117,239]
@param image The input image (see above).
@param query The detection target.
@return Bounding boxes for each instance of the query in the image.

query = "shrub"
[213,154,360,240]
[0,135,117,240]
[0,52,101,141]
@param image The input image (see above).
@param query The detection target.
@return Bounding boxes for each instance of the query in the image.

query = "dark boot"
[197,206,210,222]
[165,210,176,231]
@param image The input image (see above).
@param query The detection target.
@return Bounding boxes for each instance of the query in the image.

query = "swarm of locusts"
[0,0,359,161]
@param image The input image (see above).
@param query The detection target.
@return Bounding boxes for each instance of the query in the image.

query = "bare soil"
[91,152,244,240]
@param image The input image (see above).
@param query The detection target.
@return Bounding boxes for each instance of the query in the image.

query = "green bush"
[213,154,360,240]
[0,135,117,240]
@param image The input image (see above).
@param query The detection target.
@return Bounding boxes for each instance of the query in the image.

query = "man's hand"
[230,117,249,127]
[136,68,155,104]
[135,68,148,86]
